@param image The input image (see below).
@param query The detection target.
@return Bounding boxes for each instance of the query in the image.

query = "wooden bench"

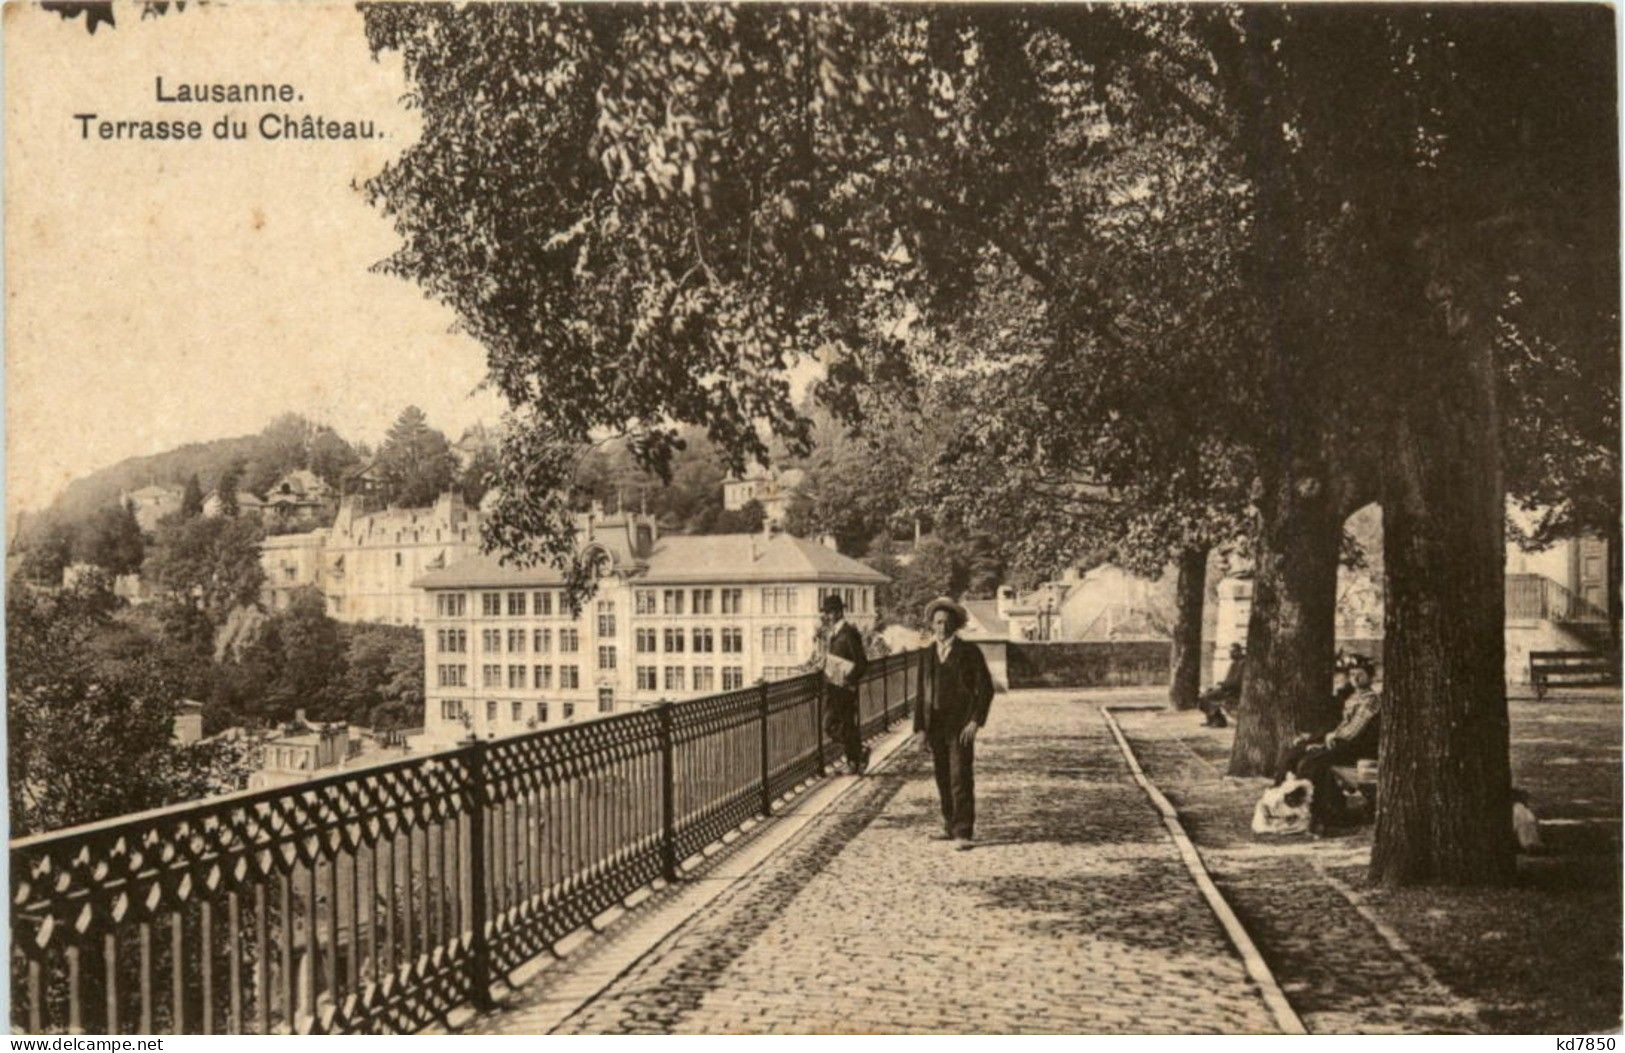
[1331,762,1379,817]
[1529,650,1620,702]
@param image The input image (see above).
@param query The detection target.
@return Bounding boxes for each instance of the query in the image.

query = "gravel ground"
[1116,694,1622,1034]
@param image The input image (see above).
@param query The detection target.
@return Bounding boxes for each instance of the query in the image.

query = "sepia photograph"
[3,0,1620,1038]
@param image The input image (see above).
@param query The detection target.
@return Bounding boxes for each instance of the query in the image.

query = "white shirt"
[936,635,956,664]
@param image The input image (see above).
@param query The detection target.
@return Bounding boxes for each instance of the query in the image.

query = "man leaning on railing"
[819,593,871,775]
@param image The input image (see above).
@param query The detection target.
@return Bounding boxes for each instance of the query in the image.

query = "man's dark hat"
[820,593,845,615]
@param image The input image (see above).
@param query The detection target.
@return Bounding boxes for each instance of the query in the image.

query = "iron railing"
[10,649,927,1035]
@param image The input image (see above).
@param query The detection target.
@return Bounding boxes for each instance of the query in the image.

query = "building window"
[722,627,743,653]
[663,589,685,616]
[664,666,686,691]
[482,592,501,617]
[760,586,797,614]
[560,628,580,652]
[762,627,774,653]
[507,629,527,653]
[597,600,616,637]
[664,627,685,653]
[635,589,657,615]
[637,666,657,691]
[843,588,855,612]
[693,627,714,653]
[534,664,552,689]
[598,645,617,670]
[563,702,575,720]
[441,699,463,721]
[486,699,497,723]
[534,628,551,653]
[721,588,743,614]
[722,667,743,690]
[561,665,580,689]
[694,666,716,692]
[692,589,713,615]
[536,701,549,723]
[508,591,527,617]
[437,593,467,617]
[436,664,468,688]
[534,590,554,617]
[508,664,527,689]
[483,664,501,688]
[512,701,523,722]
[598,687,614,714]
[636,628,657,653]
[482,628,501,653]
[787,628,797,655]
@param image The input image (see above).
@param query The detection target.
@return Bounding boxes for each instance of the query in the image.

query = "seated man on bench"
[1199,644,1247,727]
[1272,654,1381,834]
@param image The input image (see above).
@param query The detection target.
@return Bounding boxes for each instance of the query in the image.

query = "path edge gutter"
[1101,704,1309,1036]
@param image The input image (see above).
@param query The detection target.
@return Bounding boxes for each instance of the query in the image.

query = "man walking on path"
[820,593,870,774]
[915,596,994,848]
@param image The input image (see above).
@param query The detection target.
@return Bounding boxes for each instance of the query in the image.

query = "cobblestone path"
[486,691,1283,1033]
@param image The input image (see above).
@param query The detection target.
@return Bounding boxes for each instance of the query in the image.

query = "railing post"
[463,737,494,1012]
[759,684,772,817]
[657,703,678,882]
[813,679,827,777]
[882,654,891,727]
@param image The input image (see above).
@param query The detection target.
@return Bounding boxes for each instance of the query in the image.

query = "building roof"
[127,484,181,501]
[262,528,328,550]
[641,533,885,584]
[414,552,569,589]
[961,600,1010,640]
[415,531,887,590]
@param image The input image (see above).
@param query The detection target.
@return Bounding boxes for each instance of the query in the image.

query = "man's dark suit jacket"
[827,621,868,701]
[915,637,994,736]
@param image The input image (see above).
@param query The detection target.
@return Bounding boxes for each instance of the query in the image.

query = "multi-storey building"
[257,492,483,624]
[415,512,886,746]
[321,492,481,624]
[261,528,330,611]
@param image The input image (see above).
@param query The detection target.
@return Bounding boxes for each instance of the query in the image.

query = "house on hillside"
[202,488,265,519]
[264,469,336,523]
[722,466,807,527]
[121,484,184,533]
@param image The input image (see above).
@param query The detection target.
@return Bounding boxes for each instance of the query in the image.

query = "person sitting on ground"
[1271,655,1381,833]
[1198,644,1247,727]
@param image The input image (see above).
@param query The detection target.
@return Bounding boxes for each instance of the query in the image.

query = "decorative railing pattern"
[10,649,925,1035]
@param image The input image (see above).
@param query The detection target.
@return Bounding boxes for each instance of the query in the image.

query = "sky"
[4,1,505,515]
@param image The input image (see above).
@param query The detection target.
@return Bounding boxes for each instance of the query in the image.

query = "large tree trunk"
[1228,476,1342,776]
[1168,545,1210,709]
[1371,316,1513,886]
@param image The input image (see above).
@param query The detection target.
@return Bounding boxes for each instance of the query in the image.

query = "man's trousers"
[929,728,976,838]
[823,688,864,768]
